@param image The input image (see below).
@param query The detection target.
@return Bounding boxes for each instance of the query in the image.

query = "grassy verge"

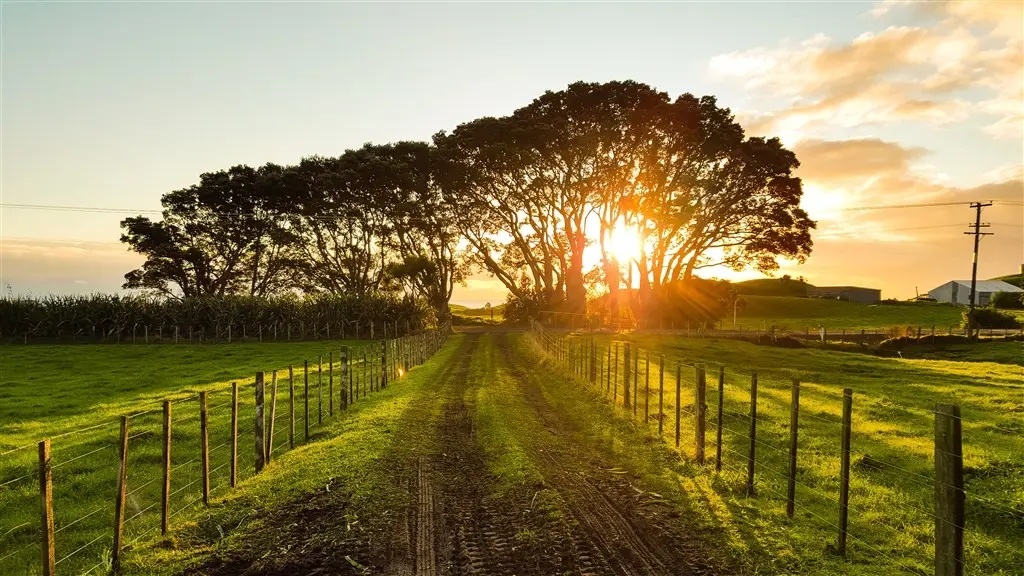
[562,331,1022,574]
[120,335,464,575]
[0,339,392,576]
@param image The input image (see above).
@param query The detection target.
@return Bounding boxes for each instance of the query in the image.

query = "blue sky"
[2,1,1021,303]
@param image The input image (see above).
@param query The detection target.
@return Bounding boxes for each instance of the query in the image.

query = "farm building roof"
[943,280,1024,293]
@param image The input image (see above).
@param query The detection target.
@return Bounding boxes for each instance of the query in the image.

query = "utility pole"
[964,202,993,339]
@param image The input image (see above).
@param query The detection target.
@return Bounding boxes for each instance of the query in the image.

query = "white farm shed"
[927,280,1024,306]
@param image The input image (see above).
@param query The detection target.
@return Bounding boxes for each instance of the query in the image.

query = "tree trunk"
[565,231,587,316]
[637,248,652,328]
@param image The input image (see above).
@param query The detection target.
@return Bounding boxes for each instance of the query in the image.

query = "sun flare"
[609,222,642,263]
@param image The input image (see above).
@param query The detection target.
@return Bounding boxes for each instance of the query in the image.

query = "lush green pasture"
[736,295,965,330]
[571,331,1023,574]
[120,335,463,575]
[0,339,389,575]
[906,341,1024,366]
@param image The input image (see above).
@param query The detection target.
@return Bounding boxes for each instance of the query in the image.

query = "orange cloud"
[710,3,1023,139]
[793,138,928,183]
[789,136,1023,250]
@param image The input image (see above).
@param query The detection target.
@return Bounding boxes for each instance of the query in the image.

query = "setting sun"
[609,222,642,263]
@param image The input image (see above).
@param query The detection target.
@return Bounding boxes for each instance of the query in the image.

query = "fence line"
[3,318,432,346]
[528,320,999,574]
[0,324,450,575]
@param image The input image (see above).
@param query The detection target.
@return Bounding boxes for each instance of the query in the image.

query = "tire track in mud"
[423,334,539,576]
[495,333,717,576]
[415,457,438,576]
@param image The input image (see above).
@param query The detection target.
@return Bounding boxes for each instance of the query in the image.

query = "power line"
[841,201,972,211]
[814,223,964,238]
[0,203,163,215]
[840,200,1024,211]
[0,202,444,225]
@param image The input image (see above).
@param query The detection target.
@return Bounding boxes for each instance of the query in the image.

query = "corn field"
[0,294,431,342]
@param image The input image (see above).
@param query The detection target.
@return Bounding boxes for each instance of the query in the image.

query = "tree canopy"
[121,80,815,325]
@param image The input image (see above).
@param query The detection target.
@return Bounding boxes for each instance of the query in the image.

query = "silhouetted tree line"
[121,81,815,326]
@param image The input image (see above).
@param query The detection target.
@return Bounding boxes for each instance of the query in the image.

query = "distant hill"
[734,277,814,297]
[450,303,506,318]
[991,274,1024,289]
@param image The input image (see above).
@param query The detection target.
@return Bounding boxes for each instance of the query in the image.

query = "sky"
[1,0,1021,305]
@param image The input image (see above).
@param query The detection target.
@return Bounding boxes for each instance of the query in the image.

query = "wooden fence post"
[329,352,334,416]
[590,339,597,384]
[716,367,725,472]
[345,347,352,406]
[38,439,56,576]
[303,361,310,441]
[266,373,278,463]
[286,367,294,450]
[786,379,801,518]
[231,383,238,487]
[161,400,172,534]
[675,363,682,447]
[612,344,619,400]
[382,340,388,388]
[606,345,612,394]
[622,344,631,409]
[838,388,853,556]
[317,356,323,425]
[112,416,130,573]
[746,372,758,497]
[935,403,965,576]
[695,365,707,465]
[255,373,266,474]
[644,355,650,423]
[658,356,665,436]
[200,391,210,505]
[633,351,639,418]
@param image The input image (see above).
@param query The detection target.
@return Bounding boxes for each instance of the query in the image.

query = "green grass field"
[2,330,1021,575]
[735,295,966,330]
[571,331,1023,574]
[0,339,400,575]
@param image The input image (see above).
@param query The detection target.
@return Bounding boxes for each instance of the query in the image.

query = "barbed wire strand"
[54,505,106,535]
[1,521,31,538]
[124,501,160,525]
[55,533,106,566]
[0,472,33,488]
[0,442,38,458]
[51,445,115,470]
[0,541,37,563]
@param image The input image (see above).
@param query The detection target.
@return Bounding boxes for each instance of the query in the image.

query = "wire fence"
[0,325,450,575]
[529,320,1022,575]
[536,309,1024,344]
[1,317,426,346]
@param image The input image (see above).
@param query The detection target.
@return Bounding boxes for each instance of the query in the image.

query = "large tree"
[436,81,671,315]
[281,153,397,297]
[341,141,469,324]
[631,94,815,297]
[435,116,566,309]
[120,164,296,298]
[438,81,813,320]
